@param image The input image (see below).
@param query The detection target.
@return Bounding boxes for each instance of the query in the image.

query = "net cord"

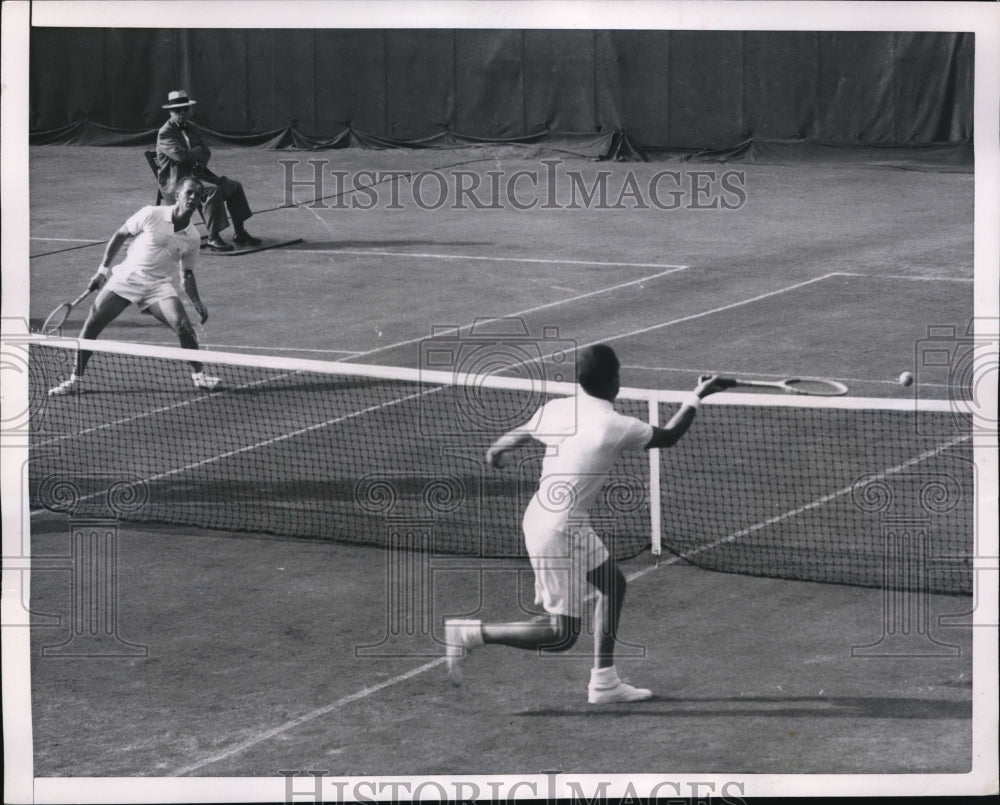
[27,335,955,413]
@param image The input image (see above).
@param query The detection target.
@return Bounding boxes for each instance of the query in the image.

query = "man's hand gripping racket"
[695,374,739,398]
[39,266,108,335]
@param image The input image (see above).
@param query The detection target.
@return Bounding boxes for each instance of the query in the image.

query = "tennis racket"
[716,376,848,396]
[41,289,92,335]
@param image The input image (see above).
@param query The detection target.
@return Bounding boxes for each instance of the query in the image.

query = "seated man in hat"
[155,89,261,251]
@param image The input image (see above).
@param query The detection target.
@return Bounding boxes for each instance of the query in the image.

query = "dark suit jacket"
[155,118,219,196]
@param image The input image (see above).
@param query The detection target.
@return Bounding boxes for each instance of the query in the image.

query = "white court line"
[98,338,363,358]
[298,201,689,361]
[211,269,963,360]
[292,246,688,271]
[30,381,442,519]
[142,388,432,485]
[29,370,301,453]
[28,371,309,518]
[169,658,448,776]
[42,264,977,771]
[348,264,689,362]
[168,425,972,775]
[652,432,973,565]
[560,270,974,357]
[833,271,974,283]
[30,262,686,463]
[562,273,840,352]
[199,343,362,357]
[33,391,232,451]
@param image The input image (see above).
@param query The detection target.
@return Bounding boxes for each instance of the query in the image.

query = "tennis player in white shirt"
[446,344,732,704]
[49,176,219,395]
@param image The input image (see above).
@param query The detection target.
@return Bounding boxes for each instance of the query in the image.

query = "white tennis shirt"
[112,206,200,282]
[519,392,654,534]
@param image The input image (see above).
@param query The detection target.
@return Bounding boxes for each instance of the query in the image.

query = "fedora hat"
[163,90,197,109]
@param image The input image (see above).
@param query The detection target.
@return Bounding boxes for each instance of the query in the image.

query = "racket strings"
[42,303,74,335]
[784,378,848,396]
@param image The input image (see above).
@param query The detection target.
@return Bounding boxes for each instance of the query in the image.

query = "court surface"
[24,144,977,779]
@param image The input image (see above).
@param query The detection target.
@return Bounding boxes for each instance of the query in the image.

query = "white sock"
[590,665,620,687]
[465,620,485,647]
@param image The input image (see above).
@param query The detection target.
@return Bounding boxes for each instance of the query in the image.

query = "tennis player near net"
[446,345,732,703]
[48,177,219,396]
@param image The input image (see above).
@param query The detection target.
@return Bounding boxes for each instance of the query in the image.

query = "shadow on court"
[519,696,973,720]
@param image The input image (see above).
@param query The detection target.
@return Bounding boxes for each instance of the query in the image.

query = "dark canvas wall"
[29,29,973,148]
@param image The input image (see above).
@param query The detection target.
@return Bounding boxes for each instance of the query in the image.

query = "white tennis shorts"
[102,272,178,312]
[522,514,609,618]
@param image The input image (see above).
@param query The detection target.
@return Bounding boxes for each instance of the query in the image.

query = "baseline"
[293,246,689,271]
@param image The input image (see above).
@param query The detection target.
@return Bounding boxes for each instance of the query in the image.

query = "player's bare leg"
[48,291,130,395]
[588,559,626,668]
[585,558,652,703]
[444,615,579,686]
[482,614,580,651]
[147,298,219,388]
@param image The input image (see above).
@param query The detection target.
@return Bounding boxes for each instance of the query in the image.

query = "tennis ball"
[898,371,914,387]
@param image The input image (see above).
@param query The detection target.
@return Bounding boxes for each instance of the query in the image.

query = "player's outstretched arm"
[645,374,735,449]
[85,227,130,290]
[486,429,535,469]
[181,269,209,324]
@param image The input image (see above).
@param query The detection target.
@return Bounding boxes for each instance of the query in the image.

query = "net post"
[648,398,661,559]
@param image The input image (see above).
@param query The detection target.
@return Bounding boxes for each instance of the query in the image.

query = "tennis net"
[27,337,974,595]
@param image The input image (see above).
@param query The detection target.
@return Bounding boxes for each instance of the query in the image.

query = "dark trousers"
[200,173,253,236]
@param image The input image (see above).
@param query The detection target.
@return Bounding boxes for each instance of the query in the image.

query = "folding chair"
[144,150,206,224]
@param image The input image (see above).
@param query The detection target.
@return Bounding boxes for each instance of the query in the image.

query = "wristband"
[97,265,110,277]
[682,393,701,409]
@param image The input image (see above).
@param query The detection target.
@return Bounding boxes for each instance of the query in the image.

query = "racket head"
[779,377,849,396]
[40,289,92,336]
[41,302,73,335]
[720,376,849,396]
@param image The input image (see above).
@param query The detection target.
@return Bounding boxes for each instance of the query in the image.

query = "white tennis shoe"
[192,371,220,390]
[587,679,653,704]
[444,619,482,686]
[48,375,79,396]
